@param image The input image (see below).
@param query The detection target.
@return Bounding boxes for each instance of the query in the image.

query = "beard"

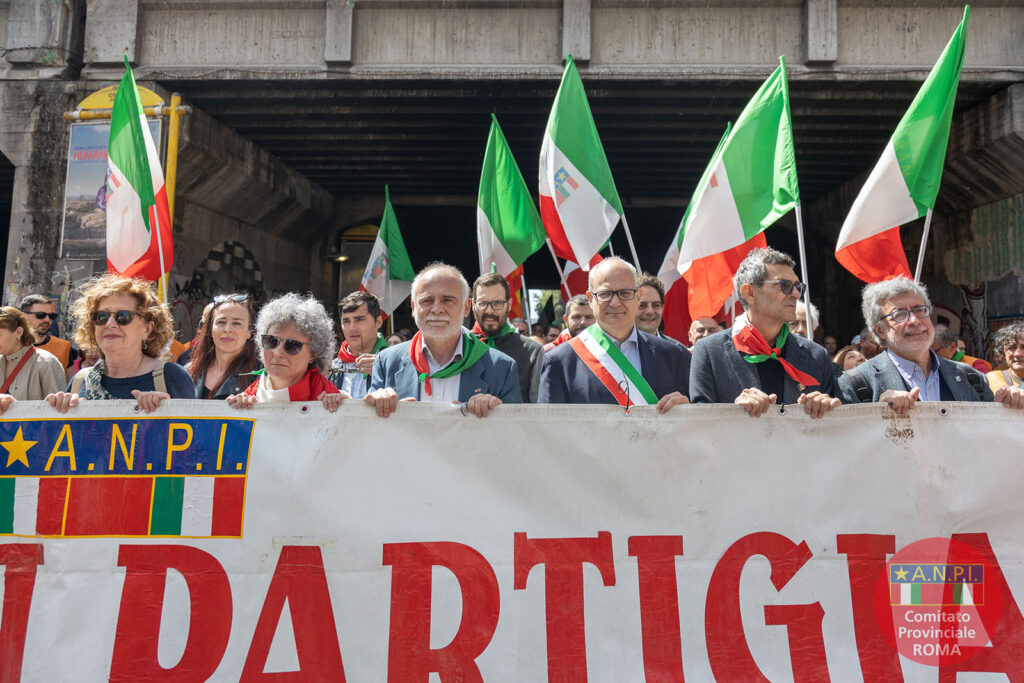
[478,313,507,335]
[414,312,460,344]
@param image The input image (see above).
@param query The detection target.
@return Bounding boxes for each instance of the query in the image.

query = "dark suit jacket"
[689,328,837,404]
[538,328,691,404]
[370,339,522,403]
[492,332,544,403]
[838,351,993,403]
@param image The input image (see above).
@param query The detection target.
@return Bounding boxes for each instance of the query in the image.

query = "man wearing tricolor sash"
[690,248,841,418]
[539,258,690,411]
[329,291,387,399]
[366,263,521,418]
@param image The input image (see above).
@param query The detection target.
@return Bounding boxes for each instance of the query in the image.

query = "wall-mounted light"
[334,255,349,263]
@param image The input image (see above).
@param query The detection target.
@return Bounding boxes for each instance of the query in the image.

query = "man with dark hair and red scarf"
[690,247,841,418]
[365,263,521,418]
[470,272,543,402]
[329,290,387,399]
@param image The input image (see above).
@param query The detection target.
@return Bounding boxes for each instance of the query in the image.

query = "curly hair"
[72,274,173,359]
[255,293,336,374]
[992,320,1024,357]
[0,307,37,347]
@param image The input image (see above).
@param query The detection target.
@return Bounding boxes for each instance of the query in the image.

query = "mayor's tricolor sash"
[568,324,657,407]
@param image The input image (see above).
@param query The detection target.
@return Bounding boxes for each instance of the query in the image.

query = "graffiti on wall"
[959,284,987,359]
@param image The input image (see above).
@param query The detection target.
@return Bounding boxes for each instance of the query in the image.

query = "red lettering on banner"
[938,533,1024,683]
[0,544,44,683]
[513,531,615,682]
[836,534,903,682]
[628,535,686,683]
[241,545,346,681]
[704,532,816,681]
[110,545,232,681]
[763,603,829,681]
[382,541,499,683]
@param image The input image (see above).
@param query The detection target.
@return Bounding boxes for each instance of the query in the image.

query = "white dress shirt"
[610,325,642,372]
[887,349,941,401]
[419,335,463,403]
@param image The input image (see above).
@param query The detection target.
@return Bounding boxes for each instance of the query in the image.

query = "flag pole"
[794,203,812,330]
[154,211,168,304]
[619,215,643,272]
[545,238,571,293]
[520,272,529,317]
[913,209,934,283]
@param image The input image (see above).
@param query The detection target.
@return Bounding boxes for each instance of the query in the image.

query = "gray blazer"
[370,339,522,403]
[838,352,993,403]
[689,328,838,404]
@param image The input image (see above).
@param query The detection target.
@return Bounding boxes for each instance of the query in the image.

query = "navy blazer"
[689,327,837,404]
[538,328,691,404]
[838,351,993,403]
[370,339,522,403]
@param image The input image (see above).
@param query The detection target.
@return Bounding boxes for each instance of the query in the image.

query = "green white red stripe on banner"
[568,324,657,407]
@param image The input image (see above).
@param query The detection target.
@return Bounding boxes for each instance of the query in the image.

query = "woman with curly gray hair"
[987,320,1024,393]
[226,293,344,411]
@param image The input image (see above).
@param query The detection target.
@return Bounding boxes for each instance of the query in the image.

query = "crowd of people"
[1,247,1022,419]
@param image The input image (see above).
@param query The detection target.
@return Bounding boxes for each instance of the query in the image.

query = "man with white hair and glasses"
[839,277,1024,413]
[690,247,840,418]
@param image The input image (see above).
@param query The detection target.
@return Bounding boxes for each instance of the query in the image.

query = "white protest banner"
[1,400,1022,681]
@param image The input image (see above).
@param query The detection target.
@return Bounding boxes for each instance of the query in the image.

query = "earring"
[142,341,148,350]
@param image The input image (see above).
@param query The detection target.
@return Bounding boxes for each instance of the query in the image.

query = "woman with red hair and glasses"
[226,293,344,412]
[186,293,262,400]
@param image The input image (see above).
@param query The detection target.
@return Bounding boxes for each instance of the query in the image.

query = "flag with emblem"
[361,186,415,317]
[477,114,546,280]
[106,57,174,282]
[835,7,968,283]
[672,60,799,319]
[539,55,623,270]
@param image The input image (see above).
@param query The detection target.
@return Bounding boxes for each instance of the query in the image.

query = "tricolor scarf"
[731,313,819,387]
[568,324,657,407]
[336,333,388,377]
[410,329,489,396]
[243,367,339,401]
[471,321,516,348]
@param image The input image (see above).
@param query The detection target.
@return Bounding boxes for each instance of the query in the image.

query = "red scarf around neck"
[243,366,339,401]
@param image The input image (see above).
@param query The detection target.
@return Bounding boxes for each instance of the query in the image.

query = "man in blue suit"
[538,257,691,412]
[366,262,521,418]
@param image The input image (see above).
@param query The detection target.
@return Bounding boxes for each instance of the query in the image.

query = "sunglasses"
[261,334,308,355]
[214,293,250,304]
[91,310,140,326]
[760,279,808,297]
[29,312,58,321]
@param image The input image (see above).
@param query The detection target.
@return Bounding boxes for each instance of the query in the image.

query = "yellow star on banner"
[894,567,909,581]
[2,427,37,469]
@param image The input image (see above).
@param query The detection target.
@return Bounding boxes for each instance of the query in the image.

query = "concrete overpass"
[1,0,1022,345]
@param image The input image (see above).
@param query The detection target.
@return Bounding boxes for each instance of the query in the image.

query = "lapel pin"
[955,376,962,382]
[474,387,482,393]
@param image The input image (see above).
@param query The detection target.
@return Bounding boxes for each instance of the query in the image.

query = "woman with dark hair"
[187,294,262,399]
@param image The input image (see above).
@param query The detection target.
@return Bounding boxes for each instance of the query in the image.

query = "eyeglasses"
[29,312,58,321]
[882,305,932,324]
[474,299,509,310]
[261,334,308,355]
[214,293,249,304]
[91,310,140,326]
[760,279,807,297]
[592,288,638,303]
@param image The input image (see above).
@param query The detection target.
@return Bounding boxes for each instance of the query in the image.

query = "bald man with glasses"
[690,248,840,418]
[538,257,690,411]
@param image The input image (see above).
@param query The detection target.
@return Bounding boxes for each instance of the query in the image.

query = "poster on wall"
[60,120,162,260]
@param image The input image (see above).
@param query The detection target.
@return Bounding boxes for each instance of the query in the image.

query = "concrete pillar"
[562,0,590,63]
[84,0,139,66]
[0,81,74,304]
[325,0,354,65]
[805,0,837,64]
[5,0,84,71]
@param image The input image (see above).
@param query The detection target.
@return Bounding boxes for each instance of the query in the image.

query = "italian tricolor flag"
[836,7,968,283]
[477,114,546,279]
[670,60,799,318]
[0,475,244,537]
[539,55,623,270]
[361,186,415,317]
[106,57,174,283]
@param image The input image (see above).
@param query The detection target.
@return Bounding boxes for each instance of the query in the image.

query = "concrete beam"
[83,0,139,66]
[324,0,354,65]
[175,103,337,242]
[562,0,590,64]
[805,0,837,64]
[4,0,84,74]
